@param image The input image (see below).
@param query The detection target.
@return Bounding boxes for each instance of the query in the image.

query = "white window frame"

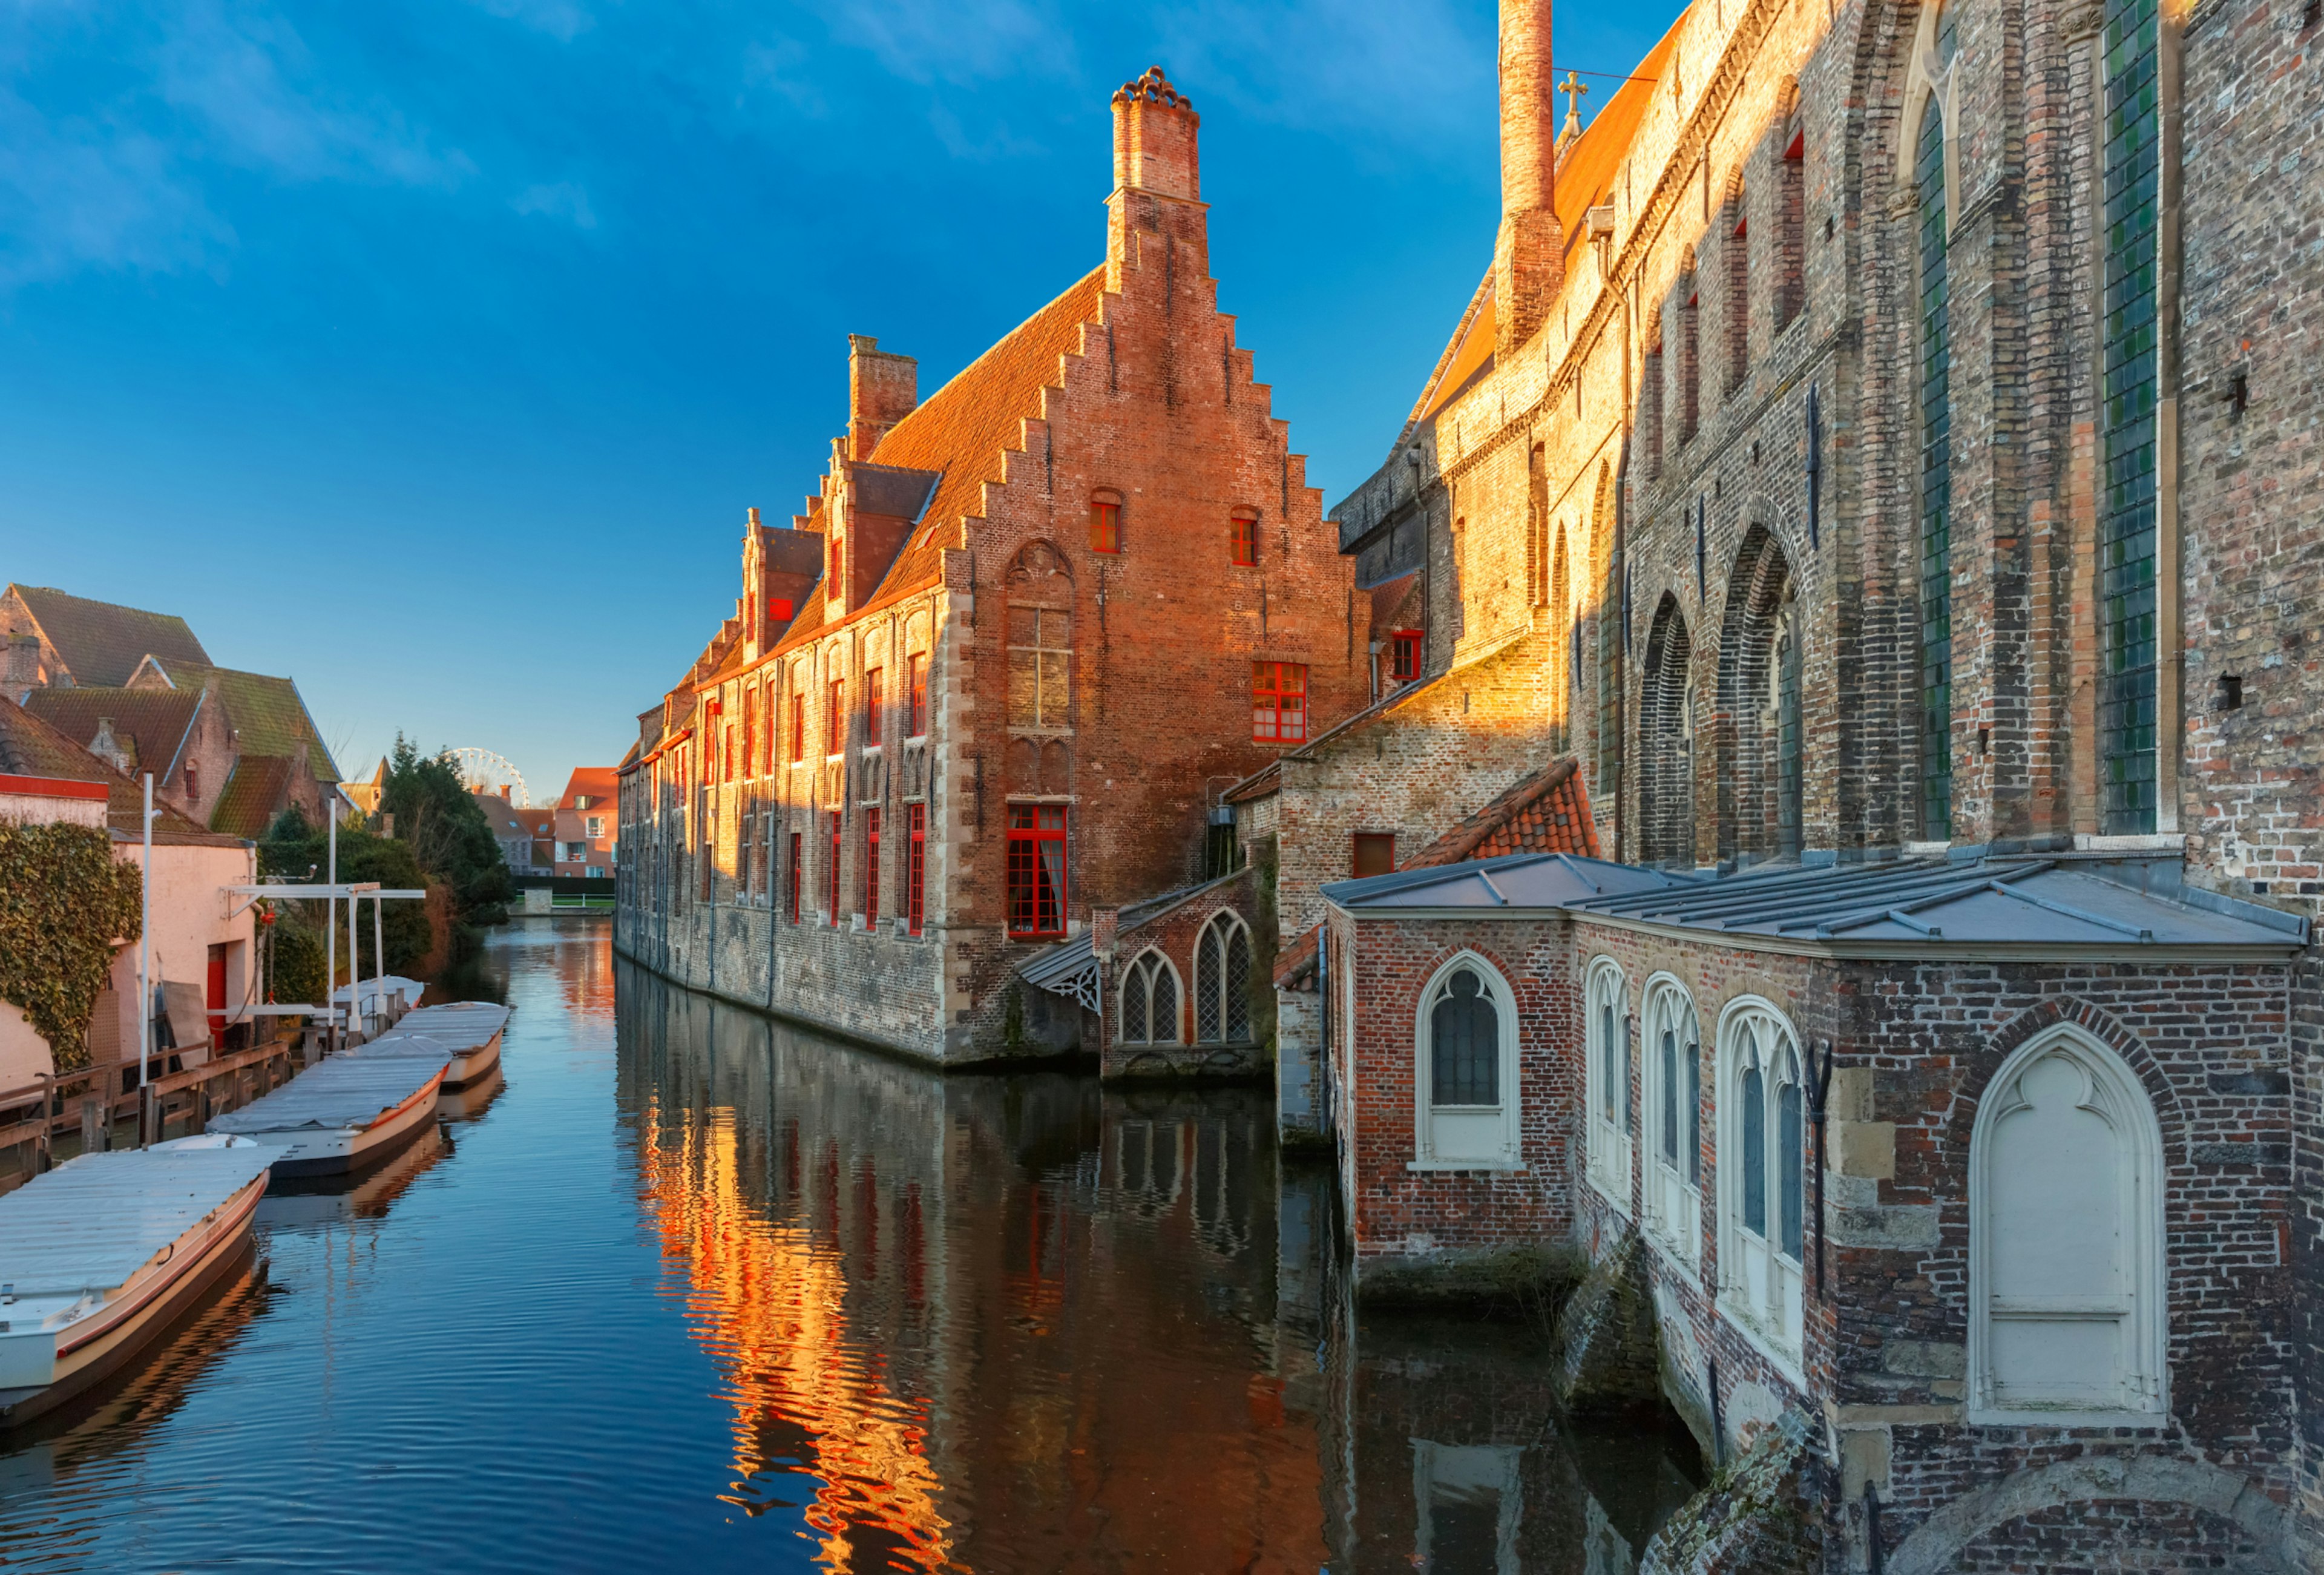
[1584,959,1635,1212]
[1968,1023,2168,1427]
[1715,996,1807,1375]
[1640,974,1702,1265]
[1410,951,1522,1171]
[1117,947,1183,1046]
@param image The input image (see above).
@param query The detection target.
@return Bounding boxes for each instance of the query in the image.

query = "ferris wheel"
[450,748,530,807]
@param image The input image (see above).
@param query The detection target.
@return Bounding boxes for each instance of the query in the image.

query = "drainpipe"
[1808,1036,1836,1297]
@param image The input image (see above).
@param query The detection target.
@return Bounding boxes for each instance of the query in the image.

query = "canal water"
[0,926,1698,1572]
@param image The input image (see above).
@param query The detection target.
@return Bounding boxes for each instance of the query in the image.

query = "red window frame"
[788,831,802,924]
[1390,630,1422,682]
[1005,804,1067,939]
[907,803,926,935]
[742,688,757,776]
[827,536,844,599]
[1230,513,1258,566]
[908,654,927,737]
[864,807,881,928]
[826,679,845,758]
[1252,661,1308,743]
[828,812,843,924]
[865,666,884,746]
[1090,499,1122,553]
[789,692,804,764]
[724,723,735,783]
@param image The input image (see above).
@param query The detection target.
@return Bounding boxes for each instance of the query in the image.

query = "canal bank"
[0,925,1696,1571]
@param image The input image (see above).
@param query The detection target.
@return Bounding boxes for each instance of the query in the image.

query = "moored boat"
[345,1001,508,1089]
[206,1053,448,1176]
[0,1135,274,1427]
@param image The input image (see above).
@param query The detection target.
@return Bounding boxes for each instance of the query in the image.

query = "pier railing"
[0,1037,300,1189]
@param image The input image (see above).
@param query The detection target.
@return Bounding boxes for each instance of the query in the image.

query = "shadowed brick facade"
[615,68,1367,1064]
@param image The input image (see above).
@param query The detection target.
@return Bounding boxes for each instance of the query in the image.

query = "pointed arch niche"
[1714,525,1803,864]
[1641,594,1695,868]
[1969,1024,2168,1425]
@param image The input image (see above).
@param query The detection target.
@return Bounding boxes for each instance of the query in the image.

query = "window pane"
[1780,1077,1805,1258]
[1660,1029,1678,1163]
[1151,960,1177,1042]
[1123,961,1149,1044]
[1430,971,1498,1106]
[1600,1002,1617,1122]
[1742,1064,1767,1235]
[1686,1039,1701,1184]
[1196,926,1224,1044]
[1225,924,1250,1041]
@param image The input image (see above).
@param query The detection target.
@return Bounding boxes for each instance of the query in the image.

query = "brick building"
[1236,0,2324,1565]
[616,68,1368,1063]
[555,767,619,879]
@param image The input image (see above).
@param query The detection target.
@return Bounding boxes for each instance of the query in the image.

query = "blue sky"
[1,0,1684,805]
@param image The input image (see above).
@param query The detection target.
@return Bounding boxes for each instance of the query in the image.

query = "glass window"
[1091,498,1122,554]
[1195,915,1252,1044]
[1120,950,1178,1044]
[908,654,928,737]
[1252,662,1308,743]
[1391,630,1422,681]
[1006,804,1067,937]
[1230,512,1259,566]
[864,807,881,929]
[907,803,926,934]
[1429,970,1498,1106]
[826,679,845,758]
[1008,608,1071,729]
[866,667,884,746]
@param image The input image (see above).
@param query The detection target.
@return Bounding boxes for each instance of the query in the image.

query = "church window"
[1008,607,1072,729]
[908,654,928,737]
[1194,913,1252,1044]
[1090,493,1123,554]
[1252,662,1307,743]
[1970,1025,2167,1422]
[863,807,881,928]
[1351,832,1396,878]
[1230,509,1260,567]
[1777,125,1807,332]
[2100,0,2161,833]
[865,666,884,746]
[826,678,845,758]
[1390,630,1422,682]
[907,803,925,934]
[1006,804,1068,938]
[1585,961,1634,1208]
[1413,955,1521,1168]
[1725,183,1750,395]
[1641,979,1702,1263]
[1120,949,1181,1044]
[1719,1002,1806,1367]
[1918,91,1955,840]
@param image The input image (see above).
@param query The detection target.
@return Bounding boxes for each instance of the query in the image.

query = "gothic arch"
[1005,538,1074,591]
[1192,910,1253,1045]
[1640,593,1695,867]
[1713,524,1802,863]
[1887,1462,2291,1575]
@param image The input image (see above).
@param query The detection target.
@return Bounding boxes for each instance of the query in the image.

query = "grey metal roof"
[0,1142,273,1297]
[1322,852,1704,912]
[1326,853,2306,956]
[208,1053,447,1136]
[1015,873,1241,1011]
[347,1002,508,1062]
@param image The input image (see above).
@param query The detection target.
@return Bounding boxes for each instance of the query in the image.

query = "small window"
[827,811,842,923]
[1390,630,1422,682]
[1120,949,1180,1044]
[742,688,757,777]
[826,679,845,758]
[864,807,881,928]
[1090,495,1123,554]
[1351,833,1396,878]
[907,803,926,934]
[787,830,802,924]
[865,666,884,746]
[1252,662,1307,743]
[184,761,199,800]
[1230,510,1259,567]
[1005,804,1067,938]
[789,692,805,764]
[908,654,928,737]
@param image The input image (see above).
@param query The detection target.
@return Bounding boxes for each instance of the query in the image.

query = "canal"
[0,925,1698,1572]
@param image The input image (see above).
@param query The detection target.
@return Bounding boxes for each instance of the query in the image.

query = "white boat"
[0,1134,274,1427]
[207,1053,448,1176]
[346,1001,509,1089]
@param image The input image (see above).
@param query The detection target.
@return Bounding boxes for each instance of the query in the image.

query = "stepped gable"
[8,585,210,688]
[770,266,1111,657]
[20,687,201,778]
[1400,756,1599,866]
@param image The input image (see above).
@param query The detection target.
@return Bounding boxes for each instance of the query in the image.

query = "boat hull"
[439,1030,503,1090]
[246,1070,447,1177]
[0,1174,265,1429]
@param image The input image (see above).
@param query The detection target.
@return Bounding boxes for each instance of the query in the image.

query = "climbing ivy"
[0,820,143,1073]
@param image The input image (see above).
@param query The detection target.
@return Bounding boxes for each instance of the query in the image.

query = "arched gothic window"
[1641,979,1702,1263]
[1193,913,1253,1044]
[1413,955,1521,1169]
[1119,949,1181,1045]
[1585,961,1634,1208]
[1719,1001,1806,1366]
[1971,1026,2167,1422]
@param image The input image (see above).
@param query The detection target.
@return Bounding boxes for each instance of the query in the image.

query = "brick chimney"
[1495,0,1564,357]
[847,336,917,461]
[1108,67,1204,291]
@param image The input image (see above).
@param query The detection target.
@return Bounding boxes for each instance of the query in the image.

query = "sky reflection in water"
[0,926,1693,1571]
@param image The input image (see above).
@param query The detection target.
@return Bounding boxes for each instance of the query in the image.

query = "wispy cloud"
[828,0,1076,86]
[0,90,231,288]
[466,0,595,44]
[512,179,596,228]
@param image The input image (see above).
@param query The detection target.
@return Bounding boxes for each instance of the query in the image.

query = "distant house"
[472,788,555,877]
[556,768,619,880]
[2,584,343,838]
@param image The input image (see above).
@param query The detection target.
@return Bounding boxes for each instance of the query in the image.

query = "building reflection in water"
[615,958,1698,1574]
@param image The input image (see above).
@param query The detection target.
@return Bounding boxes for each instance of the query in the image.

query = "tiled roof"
[8,586,210,688]
[471,791,531,837]
[148,663,340,784]
[762,267,1110,663]
[21,688,202,780]
[560,767,620,811]
[208,755,296,840]
[1403,757,1600,867]
[0,700,233,842]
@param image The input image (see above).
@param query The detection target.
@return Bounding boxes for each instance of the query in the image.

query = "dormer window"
[1230,509,1259,567]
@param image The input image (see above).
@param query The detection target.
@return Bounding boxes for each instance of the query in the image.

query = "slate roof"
[0,699,237,843]
[208,755,296,840]
[21,688,202,780]
[1324,851,2306,959]
[8,586,210,688]
[1402,757,1600,867]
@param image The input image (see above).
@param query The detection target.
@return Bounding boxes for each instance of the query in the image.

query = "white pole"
[137,774,153,1147]
[326,807,337,1056]
[372,894,384,1018]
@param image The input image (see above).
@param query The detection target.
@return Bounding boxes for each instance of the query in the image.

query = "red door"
[206,944,228,1048]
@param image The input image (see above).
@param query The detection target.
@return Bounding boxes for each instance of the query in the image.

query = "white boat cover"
[0,1145,274,1298]
[377,1002,508,1045]
[209,1054,447,1136]
[332,975,427,1010]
